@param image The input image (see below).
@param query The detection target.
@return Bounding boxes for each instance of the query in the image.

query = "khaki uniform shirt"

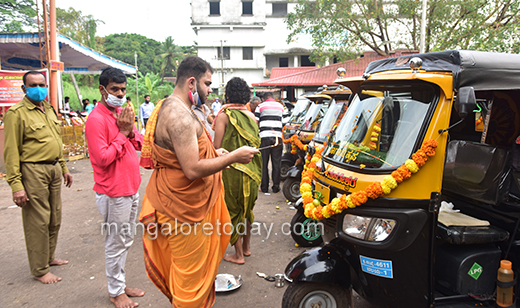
[3,96,69,192]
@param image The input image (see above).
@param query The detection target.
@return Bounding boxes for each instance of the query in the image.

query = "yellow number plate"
[314,182,330,205]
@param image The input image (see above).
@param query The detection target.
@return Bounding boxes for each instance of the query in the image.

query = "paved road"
[0,158,373,308]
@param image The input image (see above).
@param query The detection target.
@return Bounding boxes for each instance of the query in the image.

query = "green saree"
[221,108,262,246]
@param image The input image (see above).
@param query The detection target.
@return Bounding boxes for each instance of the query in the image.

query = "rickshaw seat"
[437,223,509,245]
[443,140,512,205]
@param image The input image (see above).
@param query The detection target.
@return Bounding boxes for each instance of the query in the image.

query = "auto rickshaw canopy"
[358,50,520,92]
[303,94,331,102]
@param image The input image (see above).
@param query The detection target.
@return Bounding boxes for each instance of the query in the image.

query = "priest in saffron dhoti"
[138,56,259,308]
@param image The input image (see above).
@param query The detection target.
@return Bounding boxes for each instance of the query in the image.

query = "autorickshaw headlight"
[368,218,396,241]
[342,214,396,242]
[342,214,372,240]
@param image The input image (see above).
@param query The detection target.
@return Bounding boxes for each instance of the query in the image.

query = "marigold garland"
[300,139,438,220]
[283,134,307,154]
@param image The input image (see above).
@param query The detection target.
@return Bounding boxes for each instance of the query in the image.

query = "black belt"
[23,159,59,165]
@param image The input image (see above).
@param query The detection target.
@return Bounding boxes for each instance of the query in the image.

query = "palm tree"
[155,36,183,78]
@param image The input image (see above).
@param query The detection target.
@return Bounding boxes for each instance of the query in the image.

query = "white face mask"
[189,80,201,106]
[103,86,126,108]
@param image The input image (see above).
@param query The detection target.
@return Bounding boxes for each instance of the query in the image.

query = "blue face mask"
[25,86,48,102]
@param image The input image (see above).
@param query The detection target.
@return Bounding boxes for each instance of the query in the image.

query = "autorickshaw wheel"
[290,211,323,247]
[282,282,350,308]
[283,177,301,202]
[281,161,293,181]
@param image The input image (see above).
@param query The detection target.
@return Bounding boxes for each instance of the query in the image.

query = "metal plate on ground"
[215,274,243,292]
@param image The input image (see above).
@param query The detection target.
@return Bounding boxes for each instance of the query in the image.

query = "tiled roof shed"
[253,50,417,87]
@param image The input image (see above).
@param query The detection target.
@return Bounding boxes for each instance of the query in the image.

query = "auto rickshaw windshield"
[287,97,311,123]
[300,100,330,131]
[324,82,438,170]
[314,100,346,143]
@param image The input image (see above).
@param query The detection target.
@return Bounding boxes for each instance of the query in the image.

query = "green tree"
[100,33,162,76]
[0,0,36,32]
[126,72,174,104]
[286,0,520,64]
[56,7,103,48]
[155,36,184,78]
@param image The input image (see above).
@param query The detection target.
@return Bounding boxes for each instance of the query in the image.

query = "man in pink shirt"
[85,68,144,308]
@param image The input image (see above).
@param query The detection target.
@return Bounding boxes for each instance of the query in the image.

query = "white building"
[191,0,314,90]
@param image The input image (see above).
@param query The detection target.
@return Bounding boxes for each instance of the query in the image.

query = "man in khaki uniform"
[4,71,73,284]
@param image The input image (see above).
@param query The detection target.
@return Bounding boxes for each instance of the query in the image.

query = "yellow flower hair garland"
[300,140,438,220]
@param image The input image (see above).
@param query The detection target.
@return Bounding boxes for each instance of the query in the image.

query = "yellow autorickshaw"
[283,50,520,308]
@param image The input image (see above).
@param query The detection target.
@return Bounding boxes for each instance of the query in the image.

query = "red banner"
[0,69,48,106]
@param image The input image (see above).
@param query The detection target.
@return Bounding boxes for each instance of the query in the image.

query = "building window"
[217,47,230,60]
[301,55,315,67]
[242,1,253,15]
[272,3,287,16]
[279,57,288,67]
[243,47,253,60]
[209,0,220,15]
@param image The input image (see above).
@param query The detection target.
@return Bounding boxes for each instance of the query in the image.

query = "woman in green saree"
[213,77,262,264]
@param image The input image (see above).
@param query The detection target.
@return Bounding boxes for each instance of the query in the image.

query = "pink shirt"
[85,103,143,197]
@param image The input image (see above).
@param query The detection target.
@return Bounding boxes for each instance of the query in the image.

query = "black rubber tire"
[282,282,350,308]
[280,161,293,181]
[290,211,323,247]
[283,177,301,202]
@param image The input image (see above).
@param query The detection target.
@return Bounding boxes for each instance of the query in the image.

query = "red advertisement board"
[0,69,48,107]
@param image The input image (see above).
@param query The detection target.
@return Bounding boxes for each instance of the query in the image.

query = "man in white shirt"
[140,95,155,128]
[211,98,221,115]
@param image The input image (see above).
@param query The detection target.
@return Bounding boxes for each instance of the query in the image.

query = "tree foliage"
[126,72,174,103]
[286,0,520,64]
[98,33,162,76]
[155,36,184,78]
[0,0,36,32]
[56,7,102,48]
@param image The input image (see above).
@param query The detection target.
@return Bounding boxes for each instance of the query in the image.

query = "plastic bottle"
[497,260,514,307]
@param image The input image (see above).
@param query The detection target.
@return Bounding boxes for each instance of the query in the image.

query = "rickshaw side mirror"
[455,87,476,119]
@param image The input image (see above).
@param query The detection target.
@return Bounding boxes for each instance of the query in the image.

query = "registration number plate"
[314,182,330,205]
[360,255,393,279]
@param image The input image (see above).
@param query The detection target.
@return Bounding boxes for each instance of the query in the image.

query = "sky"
[53,0,198,46]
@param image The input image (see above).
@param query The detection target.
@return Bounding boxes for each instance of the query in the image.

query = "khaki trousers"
[21,163,62,277]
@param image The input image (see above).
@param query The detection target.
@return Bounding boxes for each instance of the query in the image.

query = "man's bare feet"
[243,243,251,257]
[224,253,245,265]
[110,293,139,308]
[49,259,69,266]
[125,287,145,297]
[34,272,62,284]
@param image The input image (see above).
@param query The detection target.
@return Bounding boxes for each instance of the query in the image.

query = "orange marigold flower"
[391,170,404,183]
[338,195,348,210]
[412,152,426,168]
[421,140,438,157]
[303,196,314,205]
[366,182,384,199]
[302,177,312,185]
[314,206,325,220]
[397,165,412,181]
[416,149,428,160]
[351,191,368,206]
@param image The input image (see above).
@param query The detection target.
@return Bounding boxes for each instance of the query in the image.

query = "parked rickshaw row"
[280,50,520,308]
